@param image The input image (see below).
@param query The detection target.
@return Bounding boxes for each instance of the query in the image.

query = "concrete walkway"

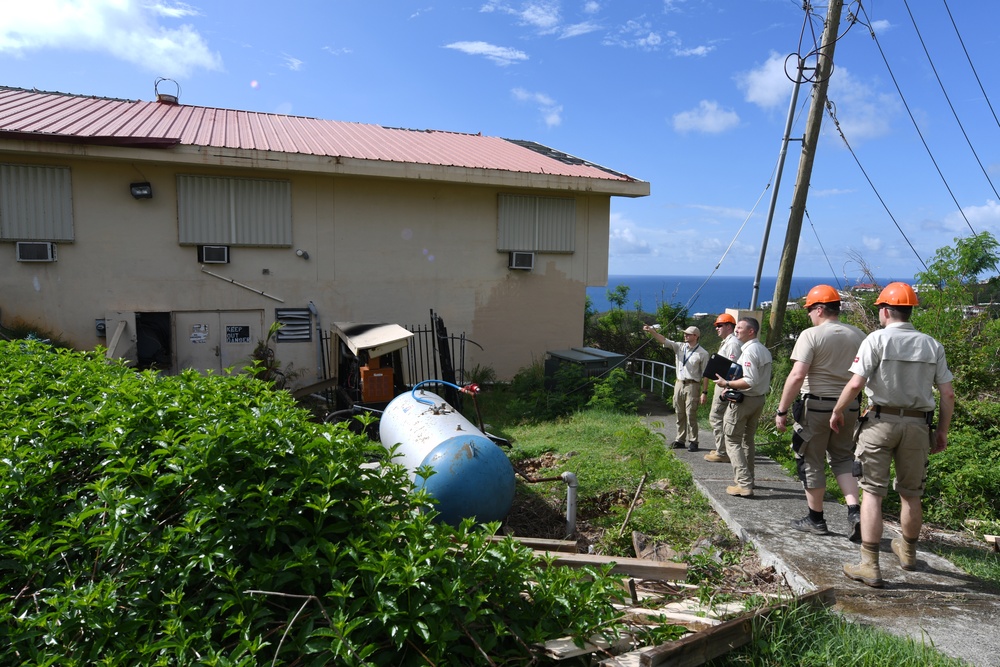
[641,407,1000,667]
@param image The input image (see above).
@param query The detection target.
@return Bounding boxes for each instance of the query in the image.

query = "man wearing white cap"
[644,324,709,451]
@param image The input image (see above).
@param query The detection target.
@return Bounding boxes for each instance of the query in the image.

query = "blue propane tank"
[379,389,515,526]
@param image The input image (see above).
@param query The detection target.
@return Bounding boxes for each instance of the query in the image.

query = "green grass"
[504,409,727,556]
[474,384,990,666]
[708,601,969,667]
[926,542,1000,592]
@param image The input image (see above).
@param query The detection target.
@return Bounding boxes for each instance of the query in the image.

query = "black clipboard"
[703,353,736,380]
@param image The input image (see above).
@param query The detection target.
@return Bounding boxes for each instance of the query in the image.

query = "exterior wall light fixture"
[130,182,153,199]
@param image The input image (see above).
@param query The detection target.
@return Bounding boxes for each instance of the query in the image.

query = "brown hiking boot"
[704,451,729,462]
[843,545,883,588]
[892,537,918,571]
[726,485,753,497]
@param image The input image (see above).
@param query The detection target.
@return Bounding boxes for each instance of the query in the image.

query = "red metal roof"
[0,87,643,185]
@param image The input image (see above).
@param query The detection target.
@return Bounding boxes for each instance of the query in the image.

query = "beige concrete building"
[0,86,649,391]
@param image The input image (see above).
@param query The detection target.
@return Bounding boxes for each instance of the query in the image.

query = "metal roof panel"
[0,86,645,186]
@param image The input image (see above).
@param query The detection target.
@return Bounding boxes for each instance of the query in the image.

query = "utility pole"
[751,56,805,310]
[766,0,844,348]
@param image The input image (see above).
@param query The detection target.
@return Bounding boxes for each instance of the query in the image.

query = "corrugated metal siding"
[537,197,575,252]
[0,163,74,240]
[497,194,575,252]
[177,174,230,244]
[177,174,291,246]
[497,194,537,251]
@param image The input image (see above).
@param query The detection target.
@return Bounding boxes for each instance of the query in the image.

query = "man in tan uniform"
[830,283,954,588]
[775,285,866,541]
[715,317,772,497]
[644,324,709,452]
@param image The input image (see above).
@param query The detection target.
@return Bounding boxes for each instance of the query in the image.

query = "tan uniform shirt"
[850,322,953,411]
[736,338,772,397]
[662,339,709,382]
[791,320,866,398]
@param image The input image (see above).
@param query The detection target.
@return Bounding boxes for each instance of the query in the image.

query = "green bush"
[0,340,627,665]
[506,361,592,422]
[921,400,1000,528]
[587,368,645,413]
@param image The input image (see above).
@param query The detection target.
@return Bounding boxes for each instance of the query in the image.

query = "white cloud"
[603,19,663,51]
[944,200,1000,234]
[609,218,657,256]
[480,1,561,33]
[445,41,529,66]
[870,19,892,34]
[825,66,898,143]
[560,21,601,39]
[149,1,200,19]
[512,87,563,127]
[322,46,352,56]
[862,236,884,252]
[584,2,600,14]
[674,44,713,57]
[281,54,303,71]
[0,0,222,77]
[672,100,740,134]
[736,51,793,110]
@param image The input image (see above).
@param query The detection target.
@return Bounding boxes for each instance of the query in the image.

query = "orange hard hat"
[714,313,736,326]
[804,284,840,308]
[875,282,919,307]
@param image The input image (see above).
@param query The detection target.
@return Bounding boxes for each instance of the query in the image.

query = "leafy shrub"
[921,400,1000,528]
[0,340,627,665]
[587,368,645,413]
[506,361,592,422]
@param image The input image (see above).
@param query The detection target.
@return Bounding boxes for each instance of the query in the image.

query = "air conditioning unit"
[198,245,230,264]
[15,241,57,262]
[508,251,534,270]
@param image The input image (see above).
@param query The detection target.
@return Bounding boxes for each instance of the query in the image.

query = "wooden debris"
[536,552,687,581]
[626,586,836,667]
[987,535,999,552]
[541,633,634,661]
[487,535,578,553]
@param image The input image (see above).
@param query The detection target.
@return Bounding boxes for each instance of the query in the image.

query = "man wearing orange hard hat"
[704,313,742,463]
[830,282,955,588]
[774,285,866,541]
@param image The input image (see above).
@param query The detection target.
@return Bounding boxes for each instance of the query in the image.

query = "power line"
[854,2,978,236]
[942,0,1000,133]
[803,207,844,290]
[824,99,929,273]
[902,0,999,201]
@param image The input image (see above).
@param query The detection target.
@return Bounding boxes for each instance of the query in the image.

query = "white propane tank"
[379,389,515,526]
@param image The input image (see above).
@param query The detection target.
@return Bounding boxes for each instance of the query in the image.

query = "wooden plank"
[537,551,687,581]
[291,377,340,399]
[488,535,579,553]
[542,633,634,660]
[637,587,836,667]
[987,535,999,552]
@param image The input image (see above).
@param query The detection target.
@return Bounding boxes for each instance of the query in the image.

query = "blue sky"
[3,0,999,283]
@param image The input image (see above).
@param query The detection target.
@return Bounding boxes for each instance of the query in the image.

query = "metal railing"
[631,358,676,397]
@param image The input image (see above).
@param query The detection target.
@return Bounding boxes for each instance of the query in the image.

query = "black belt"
[874,405,932,420]
[804,394,836,401]
[682,379,699,384]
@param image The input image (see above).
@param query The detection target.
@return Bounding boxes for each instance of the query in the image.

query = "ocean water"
[586,275,871,315]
